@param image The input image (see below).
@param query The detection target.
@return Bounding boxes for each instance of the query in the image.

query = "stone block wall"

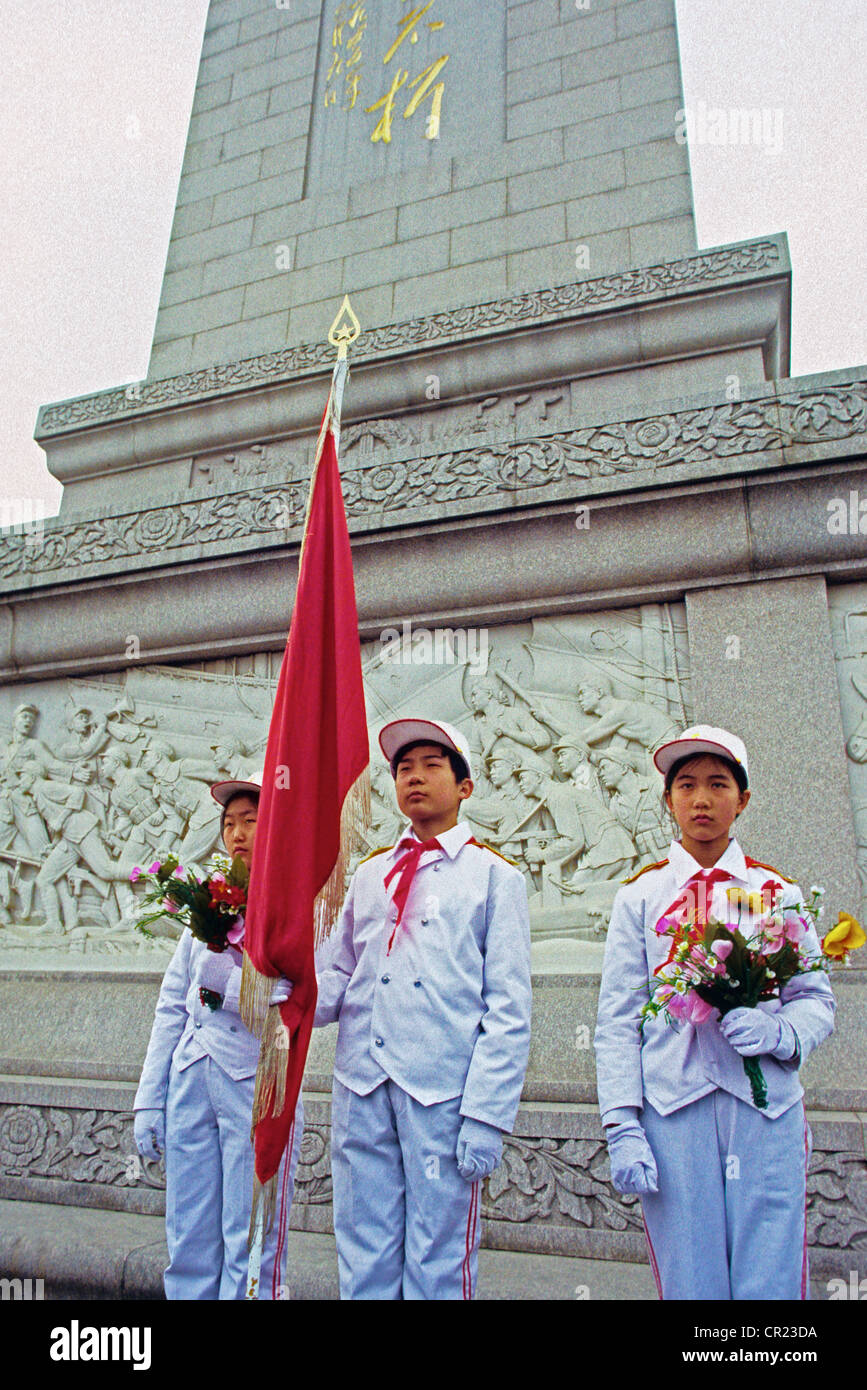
[149,0,696,377]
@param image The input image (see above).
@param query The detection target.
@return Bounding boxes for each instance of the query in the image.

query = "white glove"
[270,977,294,1005]
[134,1108,165,1161]
[719,1007,798,1059]
[605,1114,658,1195]
[456,1117,503,1181]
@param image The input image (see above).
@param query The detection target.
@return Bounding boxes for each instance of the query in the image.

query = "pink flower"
[129,867,142,883]
[668,990,715,1026]
[655,915,677,936]
[162,898,179,914]
[148,861,161,874]
[759,914,786,951]
[783,911,807,945]
[173,866,185,878]
[711,939,733,961]
[227,914,245,946]
[686,993,715,1024]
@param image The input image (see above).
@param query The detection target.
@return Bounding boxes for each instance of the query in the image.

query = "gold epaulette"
[744,856,797,884]
[359,846,392,864]
[468,837,519,868]
[622,857,669,884]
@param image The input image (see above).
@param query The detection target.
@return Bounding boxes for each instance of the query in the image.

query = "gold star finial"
[328,295,361,360]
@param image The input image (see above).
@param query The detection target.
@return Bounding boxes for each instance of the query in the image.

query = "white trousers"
[640,1089,810,1300]
[164,1053,303,1300]
[331,1077,482,1300]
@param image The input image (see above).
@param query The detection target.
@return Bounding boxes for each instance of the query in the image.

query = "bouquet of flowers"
[641,884,865,1108]
[130,852,249,952]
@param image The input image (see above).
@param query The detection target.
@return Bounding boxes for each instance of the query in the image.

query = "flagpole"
[245,1202,265,1300]
[244,294,360,1301]
[325,292,360,443]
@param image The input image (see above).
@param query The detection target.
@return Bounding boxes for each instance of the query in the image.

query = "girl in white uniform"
[594,726,835,1300]
[133,774,303,1300]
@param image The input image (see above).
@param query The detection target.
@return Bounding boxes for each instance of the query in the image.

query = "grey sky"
[1,0,864,517]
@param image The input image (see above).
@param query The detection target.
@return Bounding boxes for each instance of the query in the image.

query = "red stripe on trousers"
[642,1210,664,1300]
[800,1107,810,1301]
[462,1182,479,1300]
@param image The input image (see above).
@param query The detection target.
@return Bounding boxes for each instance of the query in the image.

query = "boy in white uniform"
[594,726,835,1299]
[315,719,532,1300]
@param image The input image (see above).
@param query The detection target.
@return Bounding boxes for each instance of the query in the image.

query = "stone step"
[1,1198,657,1300]
[0,1199,839,1301]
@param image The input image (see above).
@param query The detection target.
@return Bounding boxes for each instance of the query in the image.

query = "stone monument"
[1,0,865,1298]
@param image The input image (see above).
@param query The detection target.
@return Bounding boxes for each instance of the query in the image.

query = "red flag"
[240,377,369,1228]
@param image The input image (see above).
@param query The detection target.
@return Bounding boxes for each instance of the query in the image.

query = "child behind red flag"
[314,718,532,1300]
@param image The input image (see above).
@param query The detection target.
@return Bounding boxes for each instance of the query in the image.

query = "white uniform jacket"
[594,838,836,1122]
[135,929,260,1110]
[315,820,532,1133]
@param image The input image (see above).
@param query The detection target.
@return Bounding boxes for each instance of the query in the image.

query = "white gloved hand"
[456,1117,503,1181]
[719,1007,797,1058]
[270,977,294,1005]
[134,1108,165,1161]
[605,1117,658,1195]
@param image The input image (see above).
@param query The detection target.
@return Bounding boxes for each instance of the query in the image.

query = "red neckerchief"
[659,867,735,929]
[383,837,443,954]
[657,867,734,967]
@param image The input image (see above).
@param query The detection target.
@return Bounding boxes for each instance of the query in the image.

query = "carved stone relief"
[358,606,690,935]
[0,660,277,961]
[188,440,302,489]
[828,584,867,921]
[0,608,688,959]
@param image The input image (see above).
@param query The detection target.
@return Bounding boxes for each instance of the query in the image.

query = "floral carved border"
[37,242,784,435]
[3,1103,865,1255]
[6,377,866,588]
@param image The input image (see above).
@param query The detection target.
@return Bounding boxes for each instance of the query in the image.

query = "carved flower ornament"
[365,463,411,501]
[623,417,679,457]
[135,509,177,547]
[0,1106,48,1170]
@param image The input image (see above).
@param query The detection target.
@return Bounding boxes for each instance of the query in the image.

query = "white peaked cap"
[209,768,266,806]
[378,718,473,781]
[653,726,749,785]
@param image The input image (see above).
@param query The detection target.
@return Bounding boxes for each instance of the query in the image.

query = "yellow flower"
[822,911,866,959]
[726,887,767,914]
